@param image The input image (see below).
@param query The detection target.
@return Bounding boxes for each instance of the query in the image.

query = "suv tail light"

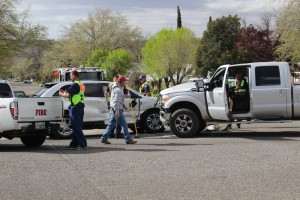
[10,101,18,120]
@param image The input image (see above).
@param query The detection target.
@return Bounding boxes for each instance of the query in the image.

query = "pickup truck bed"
[0,80,63,146]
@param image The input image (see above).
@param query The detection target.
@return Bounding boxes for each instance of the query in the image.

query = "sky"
[18,0,284,39]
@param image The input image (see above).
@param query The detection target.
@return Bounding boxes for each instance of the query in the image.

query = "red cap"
[116,76,127,83]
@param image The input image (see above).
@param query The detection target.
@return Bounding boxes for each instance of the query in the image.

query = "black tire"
[52,119,73,139]
[142,110,164,133]
[197,119,207,134]
[170,108,200,138]
[20,135,46,147]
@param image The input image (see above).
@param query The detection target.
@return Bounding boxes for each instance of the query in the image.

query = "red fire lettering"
[36,109,47,116]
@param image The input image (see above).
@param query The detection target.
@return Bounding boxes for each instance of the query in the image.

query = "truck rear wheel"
[20,135,46,147]
[170,108,199,138]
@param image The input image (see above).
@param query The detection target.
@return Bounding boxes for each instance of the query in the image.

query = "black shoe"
[228,112,232,119]
[76,146,87,150]
[65,145,87,150]
[65,145,77,150]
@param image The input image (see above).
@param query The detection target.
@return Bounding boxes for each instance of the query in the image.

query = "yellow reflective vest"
[68,80,85,105]
[139,81,152,96]
[231,79,247,92]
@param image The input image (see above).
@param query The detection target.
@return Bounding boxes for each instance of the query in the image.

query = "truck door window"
[255,66,280,86]
[210,68,226,88]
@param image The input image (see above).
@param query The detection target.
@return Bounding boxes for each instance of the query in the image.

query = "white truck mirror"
[196,80,204,92]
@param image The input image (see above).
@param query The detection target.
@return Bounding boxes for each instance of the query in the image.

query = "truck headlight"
[162,95,169,103]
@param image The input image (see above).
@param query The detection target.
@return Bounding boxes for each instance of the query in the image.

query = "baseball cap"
[116,76,127,83]
[138,75,146,80]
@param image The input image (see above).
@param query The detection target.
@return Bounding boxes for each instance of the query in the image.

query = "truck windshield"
[0,83,13,98]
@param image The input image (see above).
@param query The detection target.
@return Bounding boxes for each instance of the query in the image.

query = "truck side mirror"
[195,80,205,92]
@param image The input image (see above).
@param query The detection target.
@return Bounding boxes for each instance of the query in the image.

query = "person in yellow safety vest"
[138,75,151,96]
[59,70,87,150]
[104,75,129,139]
[227,71,248,129]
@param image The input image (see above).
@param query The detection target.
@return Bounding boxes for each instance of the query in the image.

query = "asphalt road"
[1,125,300,200]
[1,81,299,200]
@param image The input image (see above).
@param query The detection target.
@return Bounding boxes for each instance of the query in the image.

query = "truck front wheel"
[142,110,165,133]
[20,135,46,147]
[170,108,199,138]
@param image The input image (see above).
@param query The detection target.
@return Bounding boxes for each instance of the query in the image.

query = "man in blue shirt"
[59,70,87,150]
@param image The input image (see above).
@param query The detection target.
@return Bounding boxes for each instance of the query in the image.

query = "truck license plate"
[35,122,45,129]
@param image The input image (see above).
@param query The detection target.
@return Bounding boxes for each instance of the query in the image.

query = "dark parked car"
[23,80,32,84]
[14,91,27,97]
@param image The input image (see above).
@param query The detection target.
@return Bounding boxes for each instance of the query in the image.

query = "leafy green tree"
[102,49,133,80]
[86,49,109,68]
[142,30,171,90]
[196,15,241,77]
[0,0,49,78]
[53,9,144,66]
[142,28,198,89]
[275,0,300,64]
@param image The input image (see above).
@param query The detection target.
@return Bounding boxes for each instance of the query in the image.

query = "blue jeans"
[69,105,87,148]
[101,110,132,143]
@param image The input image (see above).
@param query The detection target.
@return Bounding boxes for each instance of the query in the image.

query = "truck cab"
[204,62,292,121]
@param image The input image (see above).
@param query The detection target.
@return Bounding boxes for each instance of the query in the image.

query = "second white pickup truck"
[0,80,63,146]
[159,62,300,137]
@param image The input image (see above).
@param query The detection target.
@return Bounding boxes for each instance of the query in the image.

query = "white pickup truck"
[35,80,164,138]
[0,80,63,146]
[159,62,300,137]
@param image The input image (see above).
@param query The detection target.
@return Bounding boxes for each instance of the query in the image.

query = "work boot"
[101,140,111,144]
[126,139,137,144]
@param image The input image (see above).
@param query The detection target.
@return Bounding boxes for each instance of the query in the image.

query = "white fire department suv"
[35,80,164,138]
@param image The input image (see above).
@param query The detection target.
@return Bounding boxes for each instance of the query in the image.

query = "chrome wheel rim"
[57,120,73,136]
[146,113,163,131]
[175,114,193,133]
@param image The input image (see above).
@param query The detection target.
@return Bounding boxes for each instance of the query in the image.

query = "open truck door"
[204,67,230,121]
